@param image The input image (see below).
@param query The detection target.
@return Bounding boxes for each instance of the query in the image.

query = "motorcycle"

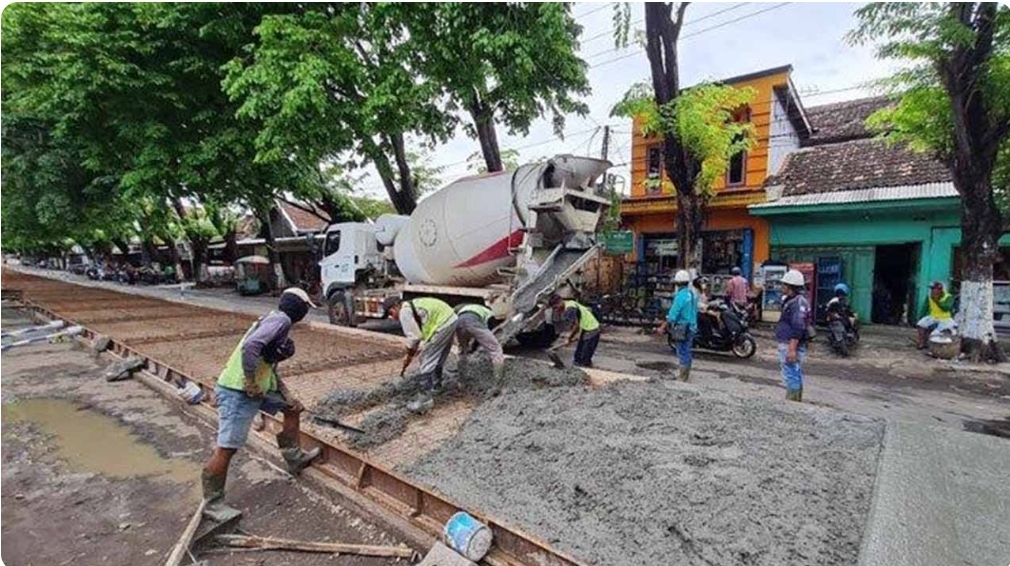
[667,299,757,359]
[826,313,859,357]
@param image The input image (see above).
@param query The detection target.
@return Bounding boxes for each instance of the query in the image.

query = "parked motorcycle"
[667,299,757,359]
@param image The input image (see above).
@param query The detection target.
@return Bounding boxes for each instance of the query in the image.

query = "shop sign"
[647,239,679,257]
[601,231,635,254]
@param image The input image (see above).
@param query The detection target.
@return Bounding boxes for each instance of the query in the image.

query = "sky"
[357,1,900,199]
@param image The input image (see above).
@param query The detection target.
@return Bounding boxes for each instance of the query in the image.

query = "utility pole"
[600,125,610,161]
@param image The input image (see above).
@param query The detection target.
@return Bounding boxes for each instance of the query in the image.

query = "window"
[646,144,662,194]
[324,231,341,256]
[727,148,746,185]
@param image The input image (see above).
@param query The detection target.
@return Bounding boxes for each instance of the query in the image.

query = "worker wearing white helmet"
[203,287,321,510]
[655,269,698,381]
[776,269,810,402]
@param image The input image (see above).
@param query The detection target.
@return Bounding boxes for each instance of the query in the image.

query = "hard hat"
[281,287,319,308]
[780,269,805,287]
[674,270,691,284]
[834,282,850,296]
[731,266,742,276]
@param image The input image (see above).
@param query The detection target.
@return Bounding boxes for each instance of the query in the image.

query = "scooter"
[826,313,859,357]
[667,299,757,359]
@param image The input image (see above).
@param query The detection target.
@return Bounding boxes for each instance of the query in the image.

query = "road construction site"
[3,268,1009,566]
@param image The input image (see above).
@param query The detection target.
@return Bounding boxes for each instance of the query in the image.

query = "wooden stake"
[165,499,207,566]
[214,534,415,558]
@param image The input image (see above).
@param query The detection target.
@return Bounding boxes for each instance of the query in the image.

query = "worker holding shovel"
[548,295,601,368]
[454,303,506,389]
[202,288,321,507]
[384,296,458,392]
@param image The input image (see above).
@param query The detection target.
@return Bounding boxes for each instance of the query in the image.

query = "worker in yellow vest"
[455,303,506,390]
[202,288,320,507]
[549,295,601,368]
[916,280,957,349]
[384,296,458,392]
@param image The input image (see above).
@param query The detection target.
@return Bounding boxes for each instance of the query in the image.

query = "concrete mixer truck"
[317,154,613,346]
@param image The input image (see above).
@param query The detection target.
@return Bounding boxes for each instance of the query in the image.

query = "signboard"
[646,239,678,257]
[600,231,634,255]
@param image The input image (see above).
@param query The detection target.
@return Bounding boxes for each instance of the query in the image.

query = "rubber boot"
[276,432,321,474]
[786,389,801,402]
[202,469,226,503]
[677,365,691,382]
[797,386,803,402]
[487,363,506,398]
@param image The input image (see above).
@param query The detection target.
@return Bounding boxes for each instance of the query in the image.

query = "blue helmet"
[834,283,850,296]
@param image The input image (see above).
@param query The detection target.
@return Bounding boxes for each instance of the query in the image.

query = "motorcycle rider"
[655,270,697,381]
[726,267,750,310]
[825,283,857,331]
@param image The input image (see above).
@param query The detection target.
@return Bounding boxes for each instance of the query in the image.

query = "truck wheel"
[328,291,356,327]
[515,324,558,349]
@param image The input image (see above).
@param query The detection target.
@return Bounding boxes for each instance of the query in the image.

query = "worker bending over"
[549,295,601,368]
[384,296,458,391]
[203,288,321,506]
[454,303,505,384]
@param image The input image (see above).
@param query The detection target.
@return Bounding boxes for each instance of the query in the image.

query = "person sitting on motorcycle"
[726,267,750,310]
[826,283,857,331]
[693,277,721,340]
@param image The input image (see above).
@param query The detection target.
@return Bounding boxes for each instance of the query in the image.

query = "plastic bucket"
[444,512,492,561]
[179,381,204,404]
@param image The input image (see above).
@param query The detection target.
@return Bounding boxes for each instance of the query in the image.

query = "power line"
[574,2,614,21]
[582,3,748,50]
[589,3,793,69]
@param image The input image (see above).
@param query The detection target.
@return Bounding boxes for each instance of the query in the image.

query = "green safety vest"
[457,303,493,323]
[565,300,600,332]
[409,297,456,342]
[217,321,278,393]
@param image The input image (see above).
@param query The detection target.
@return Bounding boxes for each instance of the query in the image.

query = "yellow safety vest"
[217,321,278,392]
[928,294,953,320]
[457,303,493,323]
[565,300,600,332]
[410,297,456,341]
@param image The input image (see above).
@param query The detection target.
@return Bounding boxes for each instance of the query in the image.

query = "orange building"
[620,65,811,282]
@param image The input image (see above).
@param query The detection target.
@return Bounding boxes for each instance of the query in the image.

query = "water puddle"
[2,398,201,483]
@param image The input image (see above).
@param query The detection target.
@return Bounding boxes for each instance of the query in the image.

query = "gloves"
[263,338,296,363]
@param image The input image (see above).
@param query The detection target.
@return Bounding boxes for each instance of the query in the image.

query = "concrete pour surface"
[859,421,1010,566]
[406,380,885,566]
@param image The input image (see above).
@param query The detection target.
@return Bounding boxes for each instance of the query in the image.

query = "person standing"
[202,288,321,507]
[454,303,505,387]
[656,270,697,381]
[726,266,750,309]
[384,296,458,391]
[916,281,956,349]
[549,295,601,368]
[776,269,810,401]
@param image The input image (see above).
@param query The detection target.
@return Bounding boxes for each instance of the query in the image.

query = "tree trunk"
[954,174,1004,362]
[361,136,415,215]
[141,239,158,267]
[111,238,131,261]
[467,94,502,172]
[257,206,287,290]
[675,191,702,270]
[390,132,418,201]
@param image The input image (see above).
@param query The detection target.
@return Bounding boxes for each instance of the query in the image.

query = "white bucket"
[179,381,203,404]
[444,512,492,562]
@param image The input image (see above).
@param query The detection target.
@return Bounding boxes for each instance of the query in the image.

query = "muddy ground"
[1,315,409,565]
[406,381,884,566]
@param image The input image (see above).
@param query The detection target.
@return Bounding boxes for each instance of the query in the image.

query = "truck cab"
[319,223,383,293]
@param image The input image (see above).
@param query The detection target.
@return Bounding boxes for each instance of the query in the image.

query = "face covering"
[278,293,308,324]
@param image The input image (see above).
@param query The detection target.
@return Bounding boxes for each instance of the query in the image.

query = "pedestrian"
[202,288,321,508]
[776,269,810,401]
[383,296,458,392]
[454,303,505,389]
[655,269,697,381]
[915,281,956,349]
[549,295,601,368]
[725,266,750,310]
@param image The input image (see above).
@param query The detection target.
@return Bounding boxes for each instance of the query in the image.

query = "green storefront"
[749,184,1010,325]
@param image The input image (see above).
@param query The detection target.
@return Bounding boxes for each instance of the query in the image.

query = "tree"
[467,148,521,174]
[612,3,756,269]
[399,3,590,172]
[850,3,1010,361]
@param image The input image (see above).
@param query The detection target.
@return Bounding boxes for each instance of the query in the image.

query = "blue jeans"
[776,343,807,391]
[675,328,695,368]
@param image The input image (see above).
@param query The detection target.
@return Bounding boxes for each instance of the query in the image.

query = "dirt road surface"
[1,312,409,566]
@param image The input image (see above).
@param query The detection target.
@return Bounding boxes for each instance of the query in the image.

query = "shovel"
[311,414,365,434]
[546,344,567,369]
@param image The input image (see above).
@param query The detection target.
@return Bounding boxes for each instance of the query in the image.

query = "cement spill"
[2,398,200,483]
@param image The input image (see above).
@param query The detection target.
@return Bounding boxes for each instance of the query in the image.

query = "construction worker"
[655,269,697,381]
[454,303,505,385]
[549,295,601,368]
[383,296,458,391]
[916,281,956,349]
[777,269,810,402]
[202,288,321,507]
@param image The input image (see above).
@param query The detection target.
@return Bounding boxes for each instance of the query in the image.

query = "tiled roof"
[764,138,951,197]
[751,182,957,209]
[279,201,329,233]
[805,95,891,145]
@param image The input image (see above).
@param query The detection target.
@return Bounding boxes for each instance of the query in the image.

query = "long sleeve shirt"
[726,275,750,305]
[242,311,292,378]
[775,293,810,343]
[667,287,698,332]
